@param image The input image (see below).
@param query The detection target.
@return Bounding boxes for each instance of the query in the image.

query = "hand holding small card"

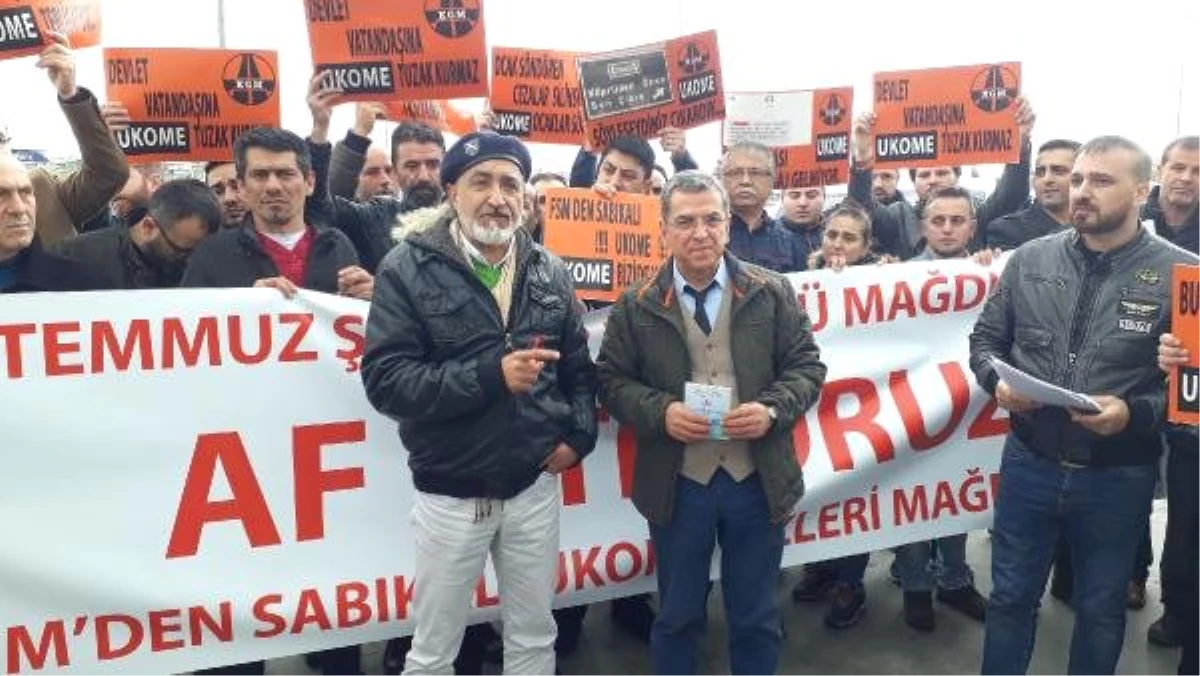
[684,382,733,440]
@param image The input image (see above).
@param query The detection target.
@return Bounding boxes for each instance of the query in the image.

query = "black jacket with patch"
[970,227,1198,466]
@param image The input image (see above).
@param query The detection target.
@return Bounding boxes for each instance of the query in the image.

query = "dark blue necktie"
[684,284,715,335]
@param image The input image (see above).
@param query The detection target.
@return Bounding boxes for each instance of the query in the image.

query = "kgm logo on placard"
[222,53,277,106]
[424,0,481,38]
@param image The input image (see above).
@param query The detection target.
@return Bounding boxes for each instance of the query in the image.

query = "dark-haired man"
[182,127,369,302]
[848,100,1036,259]
[970,136,1198,674]
[331,103,446,211]
[205,161,248,228]
[305,84,447,272]
[987,139,1080,250]
[57,178,221,288]
[188,141,372,676]
[778,185,826,265]
[569,126,700,189]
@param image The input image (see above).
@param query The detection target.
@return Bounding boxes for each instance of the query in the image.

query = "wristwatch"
[766,405,778,428]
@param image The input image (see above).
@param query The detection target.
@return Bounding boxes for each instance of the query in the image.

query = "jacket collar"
[1029,201,1066,226]
[731,210,775,234]
[635,251,767,313]
[1142,185,1199,232]
[1066,222,1151,266]
[408,207,537,273]
[9,243,96,291]
[234,221,335,253]
[112,226,158,282]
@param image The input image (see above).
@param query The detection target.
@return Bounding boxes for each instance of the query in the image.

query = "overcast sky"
[1,0,1196,181]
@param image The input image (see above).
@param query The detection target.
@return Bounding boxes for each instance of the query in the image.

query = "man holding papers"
[968,136,1199,675]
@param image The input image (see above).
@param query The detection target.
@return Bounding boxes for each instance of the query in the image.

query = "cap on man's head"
[440,131,532,187]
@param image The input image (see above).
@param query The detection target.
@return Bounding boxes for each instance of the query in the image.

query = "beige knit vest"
[679,285,755,484]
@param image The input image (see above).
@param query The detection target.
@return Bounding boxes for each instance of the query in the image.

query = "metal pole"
[1177,60,1185,137]
[217,0,227,48]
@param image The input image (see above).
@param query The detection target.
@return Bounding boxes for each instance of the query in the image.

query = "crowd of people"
[1,35,1197,676]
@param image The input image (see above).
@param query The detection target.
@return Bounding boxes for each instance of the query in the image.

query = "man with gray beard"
[362,132,598,675]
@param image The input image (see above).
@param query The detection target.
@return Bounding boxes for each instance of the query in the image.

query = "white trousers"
[403,472,560,675]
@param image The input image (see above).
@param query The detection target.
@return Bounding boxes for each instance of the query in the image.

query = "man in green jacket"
[597,170,826,674]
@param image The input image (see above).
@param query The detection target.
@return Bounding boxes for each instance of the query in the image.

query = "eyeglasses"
[151,218,197,259]
[668,214,728,232]
[720,167,773,181]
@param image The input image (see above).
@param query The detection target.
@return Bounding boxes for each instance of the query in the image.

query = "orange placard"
[381,100,477,137]
[0,0,100,62]
[542,188,664,302]
[871,62,1022,169]
[103,48,281,164]
[577,30,724,149]
[724,88,853,189]
[490,47,585,145]
[303,0,487,102]
[1169,264,1199,425]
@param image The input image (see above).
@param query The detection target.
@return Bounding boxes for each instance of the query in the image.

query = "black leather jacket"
[970,227,1198,466]
[361,207,598,499]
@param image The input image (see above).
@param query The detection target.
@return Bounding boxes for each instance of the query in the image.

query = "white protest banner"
[1,258,1009,674]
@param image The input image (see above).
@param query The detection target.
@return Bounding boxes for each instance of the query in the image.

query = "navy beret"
[440,131,533,187]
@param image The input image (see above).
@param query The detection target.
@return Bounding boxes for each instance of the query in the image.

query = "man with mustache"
[970,136,1198,674]
[181,127,371,304]
[331,103,444,210]
[304,78,446,273]
[362,132,597,675]
[719,142,807,273]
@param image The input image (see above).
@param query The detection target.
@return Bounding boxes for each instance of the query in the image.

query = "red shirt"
[255,227,314,287]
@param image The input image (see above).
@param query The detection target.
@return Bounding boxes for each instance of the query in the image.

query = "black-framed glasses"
[158,225,195,258]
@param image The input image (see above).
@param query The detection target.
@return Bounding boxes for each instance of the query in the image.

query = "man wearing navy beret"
[361,132,598,674]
